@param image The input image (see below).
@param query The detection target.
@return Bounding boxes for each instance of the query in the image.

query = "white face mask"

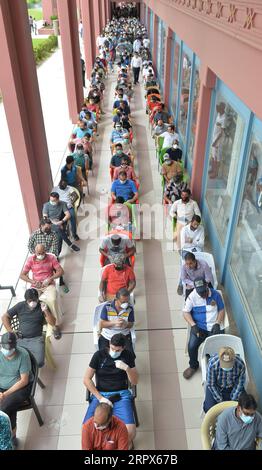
[173,144,178,149]
[49,200,57,206]
[94,422,108,431]
[120,302,129,309]
[28,301,38,309]
[109,349,121,359]
[120,179,126,184]
[36,255,45,261]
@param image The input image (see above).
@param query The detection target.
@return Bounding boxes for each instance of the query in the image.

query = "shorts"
[83,389,135,425]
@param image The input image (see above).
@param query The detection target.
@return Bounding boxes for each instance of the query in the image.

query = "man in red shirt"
[20,244,64,339]
[82,403,128,450]
[99,255,136,301]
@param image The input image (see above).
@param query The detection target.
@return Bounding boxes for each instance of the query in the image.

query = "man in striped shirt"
[203,346,246,413]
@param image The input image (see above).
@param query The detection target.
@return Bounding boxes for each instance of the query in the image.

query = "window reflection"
[188,65,200,164]
[156,20,161,75]
[178,52,192,143]
[160,26,166,87]
[171,42,180,117]
[230,133,262,342]
[206,94,244,245]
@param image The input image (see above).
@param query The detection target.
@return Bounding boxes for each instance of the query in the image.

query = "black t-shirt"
[89,348,135,392]
[110,153,131,167]
[166,147,183,162]
[7,301,45,338]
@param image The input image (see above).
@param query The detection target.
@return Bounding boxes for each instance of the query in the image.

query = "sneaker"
[74,235,80,241]
[70,244,80,252]
[53,327,62,340]
[183,367,197,380]
[177,284,183,296]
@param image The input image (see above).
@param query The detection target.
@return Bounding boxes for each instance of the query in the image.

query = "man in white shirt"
[170,188,201,250]
[209,102,226,178]
[97,34,106,50]
[131,53,143,85]
[180,215,204,254]
[160,124,179,150]
[143,37,150,49]
[133,38,141,53]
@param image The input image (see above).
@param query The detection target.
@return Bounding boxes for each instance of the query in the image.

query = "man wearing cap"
[161,154,183,185]
[203,346,246,412]
[111,171,138,204]
[99,233,135,266]
[0,332,32,447]
[183,278,225,379]
[99,256,136,301]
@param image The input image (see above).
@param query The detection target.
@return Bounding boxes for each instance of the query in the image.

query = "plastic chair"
[201,401,238,449]
[194,252,218,289]
[92,302,136,351]
[200,334,249,388]
[16,347,45,427]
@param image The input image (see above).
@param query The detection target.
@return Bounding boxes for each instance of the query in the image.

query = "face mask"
[120,302,129,309]
[49,200,57,206]
[173,144,178,149]
[165,161,172,165]
[28,301,38,309]
[109,349,121,359]
[240,413,254,425]
[94,423,108,431]
[116,150,122,155]
[222,367,233,372]
[76,149,83,155]
[36,255,45,261]
[120,180,126,184]
[1,348,15,357]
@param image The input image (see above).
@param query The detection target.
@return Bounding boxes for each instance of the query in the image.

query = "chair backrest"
[201,401,238,449]
[194,251,218,289]
[200,334,249,388]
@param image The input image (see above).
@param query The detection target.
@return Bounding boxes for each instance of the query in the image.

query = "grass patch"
[32,36,58,65]
[28,8,43,21]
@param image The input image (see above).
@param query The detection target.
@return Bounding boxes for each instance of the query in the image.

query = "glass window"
[188,62,200,164]
[156,19,161,75]
[230,129,262,343]
[150,11,154,50]
[205,93,245,244]
[178,50,192,144]
[160,25,166,89]
[170,41,180,117]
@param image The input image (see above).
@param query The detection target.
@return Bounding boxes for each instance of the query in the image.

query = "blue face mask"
[1,348,15,357]
[240,413,254,425]
[109,349,121,359]
[222,367,233,372]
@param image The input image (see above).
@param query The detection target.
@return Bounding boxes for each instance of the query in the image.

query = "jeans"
[203,386,233,413]
[0,383,32,429]
[133,67,140,84]
[17,336,45,368]
[69,207,77,238]
[51,224,72,255]
[188,327,224,370]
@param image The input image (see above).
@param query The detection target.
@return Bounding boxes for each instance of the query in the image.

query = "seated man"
[61,155,86,196]
[110,143,131,174]
[161,154,183,185]
[159,124,179,150]
[183,278,225,379]
[203,346,246,413]
[214,393,262,450]
[180,215,204,255]
[0,332,32,449]
[83,333,138,449]
[1,288,56,367]
[99,255,136,302]
[99,233,135,266]
[107,197,132,231]
[110,124,129,153]
[99,288,135,354]
[169,188,201,250]
[111,171,138,204]
[165,139,183,162]
[71,144,90,181]
[82,403,128,450]
[43,192,80,253]
[113,157,139,187]
[20,244,64,339]
[163,175,188,205]
[152,119,168,137]
[153,103,172,124]
[52,180,80,242]
[180,251,214,299]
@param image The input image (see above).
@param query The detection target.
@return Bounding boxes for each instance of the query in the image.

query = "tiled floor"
[3,58,252,451]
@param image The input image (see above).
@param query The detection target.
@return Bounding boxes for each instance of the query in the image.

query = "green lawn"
[32,38,48,48]
[28,8,43,21]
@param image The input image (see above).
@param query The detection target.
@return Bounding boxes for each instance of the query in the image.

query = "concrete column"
[147,8,151,35]
[190,66,216,204]
[0,0,53,231]
[108,0,112,20]
[101,0,106,29]
[91,0,101,55]
[105,0,109,23]
[153,14,158,68]
[57,0,83,122]
[164,28,172,107]
[80,0,95,78]
[42,0,57,24]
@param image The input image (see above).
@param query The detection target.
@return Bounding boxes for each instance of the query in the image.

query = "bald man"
[20,244,64,339]
[82,403,128,450]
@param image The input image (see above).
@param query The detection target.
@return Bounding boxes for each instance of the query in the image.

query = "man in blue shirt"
[183,278,225,379]
[203,346,246,412]
[111,171,138,203]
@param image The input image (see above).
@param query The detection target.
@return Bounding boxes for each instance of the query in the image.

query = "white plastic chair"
[194,252,218,289]
[200,333,249,388]
[93,302,136,351]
